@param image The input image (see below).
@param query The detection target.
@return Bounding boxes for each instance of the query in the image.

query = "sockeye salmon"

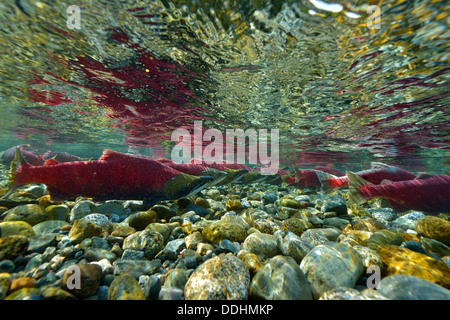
[316,162,417,194]
[347,171,450,214]
[3,149,214,206]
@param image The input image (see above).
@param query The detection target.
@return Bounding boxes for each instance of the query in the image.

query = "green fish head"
[162,173,214,200]
[199,168,228,186]
[219,169,248,185]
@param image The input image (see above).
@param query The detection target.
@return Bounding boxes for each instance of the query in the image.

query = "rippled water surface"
[0,0,448,172]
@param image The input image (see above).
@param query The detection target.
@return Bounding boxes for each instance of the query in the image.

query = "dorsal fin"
[44,159,59,166]
[99,149,128,161]
[157,158,173,163]
[370,162,389,169]
[380,179,393,185]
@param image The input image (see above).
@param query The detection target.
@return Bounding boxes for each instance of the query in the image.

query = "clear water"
[0,0,448,173]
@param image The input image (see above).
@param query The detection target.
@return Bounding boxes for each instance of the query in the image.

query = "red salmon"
[3,149,213,205]
[316,162,417,194]
[347,171,450,214]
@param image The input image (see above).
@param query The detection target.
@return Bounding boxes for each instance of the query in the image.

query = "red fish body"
[43,151,80,162]
[5,149,213,205]
[1,145,44,166]
[189,158,252,171]
[294,169,321,189]
[347,171,450,213]
[316,163,417,194]
[314,166,345,177]
[158,158,212,176]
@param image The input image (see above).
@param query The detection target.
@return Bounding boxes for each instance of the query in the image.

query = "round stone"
[3,204,49,226]
[379,274,450,300]
[0,235,29,260]
[126,210,157,231]
[184,254,250,300]
[0,221,35,237]
[107,274,145,300]
[300,242,364,299]
[122,229,164,259]
[32,220,69,235]
[69,200,96,222]
[63,263,103,298]
[45,204,70,221]
[416,216,450,246]
[68,219,104,245]
[249,255,313,300]
[243,233,279,258]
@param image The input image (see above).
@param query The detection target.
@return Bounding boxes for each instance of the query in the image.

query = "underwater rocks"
[0,180,449,301]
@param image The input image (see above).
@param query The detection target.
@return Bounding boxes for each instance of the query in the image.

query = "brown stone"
[416,216,450,246]
[376,244,450,289]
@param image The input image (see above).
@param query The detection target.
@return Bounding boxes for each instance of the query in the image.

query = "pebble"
[378,274,450,300]
[300,229,330,247]
[139,274,161,300]
[300,242,364,299]
[0,221,35,237]
[0,273,12,299]
[113,259,161,278]
[63,263,103,298]
[122,229,164,259]
[26,234,57,254]
[184,254,250,300]
[69,200,96,222]
[319,287,388,300]
[0,260,15,273]
[81,213,111,230]
[367,229,404,250]
[243,233,279,258]
[281,218,308,236]
[163,269,189,290]
[321,197,348,216]
[146,223,171,241]
[125,210,157,231]
[420,237,450,257]
[2,204,49,226]
[202,219,247,243]
[107,274,145,300]
[387,211,425,231]
[184,231,203,250]
[68,219,104,245]
[369,208,397,224]
[275,231,312,264]
[5,287,41,300]
[32,220,69,235]
[376,244,450,289]
[45,204,70,221]
[39,285,78,300]
[84,248,117,263]
[416,216,450,246]
[150,204,175,220]
[0,235,29,260]
[249,255,313,300]
[158,287,184,300]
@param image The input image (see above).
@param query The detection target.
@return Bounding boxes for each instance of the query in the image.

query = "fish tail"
[315,170,338,194]
[346,171,371,206]
[2,147,27,198]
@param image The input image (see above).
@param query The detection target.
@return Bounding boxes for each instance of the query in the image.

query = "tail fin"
[2,147,27,198]
[346,171,371,206]
[315,170,338,195]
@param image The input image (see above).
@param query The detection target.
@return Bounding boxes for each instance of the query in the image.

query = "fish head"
[162,173,214,200]
[199,168,228,186]
[218,169,248,185]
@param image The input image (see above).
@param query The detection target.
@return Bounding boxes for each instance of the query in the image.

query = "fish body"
[294,169,321,189]
[189,158,252,171]
[43,151,80,162]
[347,171,450,213]
[1,145,44,166]
[316,162,417,194]
[4,149,213,205]
[314,166,345,177]
[156,158,228,185]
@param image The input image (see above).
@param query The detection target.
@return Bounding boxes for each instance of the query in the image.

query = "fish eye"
[187,183,192,188]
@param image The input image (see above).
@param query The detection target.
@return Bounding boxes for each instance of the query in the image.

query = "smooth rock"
[150,205,175,220]
[249,255,313,300]
[300,242,364,299]
[0,221,35,237]
[45,205,70,221]
[319,287,388,300]
[202,220,247,243]
[146,223,171,241]
[275,231,312,264]
[367,229,404,250]
[3,204,49,226]
[369,208,397,224]
[32,220,69,235]
[81,213,111,230]
[5,287,40,300]
[139,274,161,300]
[84,248,117,263]
[184,254,250,300]
[376,245,450,289]
[63,263,103,298]
[243,233,279,258]
[68,219,103,245]
[26,234,57,254]
[163,269,189,290]
[0,273,12,300]
[113,259,161,278]
[321,197,347,216]
[185,231,204,250]
[69,200,96,222]
[93,202,126,216]
[0,235,29,260]
[107,274,145,300]
[300,229,330,248]
[126,210,157,231]
[378,274,450,300]
[416,216,450,246]
[281,218,307,236]
[122,229,164,260]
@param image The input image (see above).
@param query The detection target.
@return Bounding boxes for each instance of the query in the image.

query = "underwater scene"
[0,0,449,302]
